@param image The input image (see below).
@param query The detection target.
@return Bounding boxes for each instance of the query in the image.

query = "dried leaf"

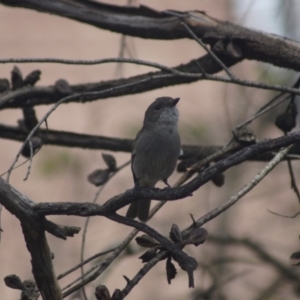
[11,66,23,90]
[185,228,208,246]
[169,224,182,243]
[275,100,297,133]
[212,172,225,187]
[171,254,197,288]
[54,79,73,95]
[139,247,159,263]
[166,256,177,284]
[87,169,110,186]
[111,289,123,300]
[136,234,160,248]
[95,285,111,300]
[0,78,10,92]
[4,274,24,290]
[102,153,117,171]
[24,70,41,86]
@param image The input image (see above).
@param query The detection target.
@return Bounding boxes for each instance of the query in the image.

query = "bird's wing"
[131,128,143,185]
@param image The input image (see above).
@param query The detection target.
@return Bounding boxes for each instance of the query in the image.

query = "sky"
[234,0,300,41]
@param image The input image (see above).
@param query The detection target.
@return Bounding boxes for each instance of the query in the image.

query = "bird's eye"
[155,104,162,110]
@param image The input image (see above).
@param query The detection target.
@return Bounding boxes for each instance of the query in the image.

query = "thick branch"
[1,124,300,163]
[33,131,300,216]
[107,213,198,288]
[0,179,62,300]
[0,54,239,109]
[0,123,222,160]
[1,0,300,71]
[2,131,299,297]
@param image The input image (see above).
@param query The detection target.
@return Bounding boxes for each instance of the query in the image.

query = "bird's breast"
[132,128,181,184]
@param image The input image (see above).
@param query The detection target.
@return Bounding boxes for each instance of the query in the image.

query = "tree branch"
[1,123,300,170]
[0,179,63,299]
[2,131,300,297]
[1,0,300,71]
[0,53,239,109]
[33,131,300,216]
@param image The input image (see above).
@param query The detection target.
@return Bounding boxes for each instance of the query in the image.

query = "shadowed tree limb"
[31,130,300,216]
[1,0,300,71]
[0,53,239,109]
[2,124,300,163]
[0,179,64,300]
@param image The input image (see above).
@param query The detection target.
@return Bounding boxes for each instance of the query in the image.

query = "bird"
[126,96,181,221]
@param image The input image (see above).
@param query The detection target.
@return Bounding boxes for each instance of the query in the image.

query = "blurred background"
[1,0,300,299]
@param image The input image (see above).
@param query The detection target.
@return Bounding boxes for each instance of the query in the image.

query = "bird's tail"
[126,199,151,222]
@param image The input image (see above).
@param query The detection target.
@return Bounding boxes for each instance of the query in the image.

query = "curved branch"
[1,0,300,71]
[0,179,63,299]
[0,123,220,158]
[2,124,300,163]
[32,131,300,216]
[0,54,239,109]
[2,131,300,297]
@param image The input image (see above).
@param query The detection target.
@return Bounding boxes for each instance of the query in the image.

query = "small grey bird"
[126,97,181,221]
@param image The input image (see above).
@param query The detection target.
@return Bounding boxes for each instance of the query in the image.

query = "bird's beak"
[171,98,180,106]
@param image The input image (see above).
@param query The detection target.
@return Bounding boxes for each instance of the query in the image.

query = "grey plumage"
[126,97,181,221]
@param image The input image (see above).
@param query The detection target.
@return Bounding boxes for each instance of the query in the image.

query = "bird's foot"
[162,178,172,189]
[133,183,141,195]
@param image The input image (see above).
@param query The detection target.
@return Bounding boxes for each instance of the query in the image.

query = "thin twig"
[193,145,291,228]
[236,94,291,129]
[23,140,33,181]
[80,185,106,300]
[0,157,30,177]
[2,57,300,108]
[62,265,97,292]
[62,228,140,297]
[34,132,300,218]
[80,160,130,298]
[287,159,300,203]
[57,247,116,280]
[32,142,297,297]
[121,251,167,297]
[181,22,234,79]
[115,35,127,78]
[175,141,238,187]
[204,74,300,96]
[106,213,197,288]
[237,75,300,129]
[0,57,185,76]
[267,209,300,218]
